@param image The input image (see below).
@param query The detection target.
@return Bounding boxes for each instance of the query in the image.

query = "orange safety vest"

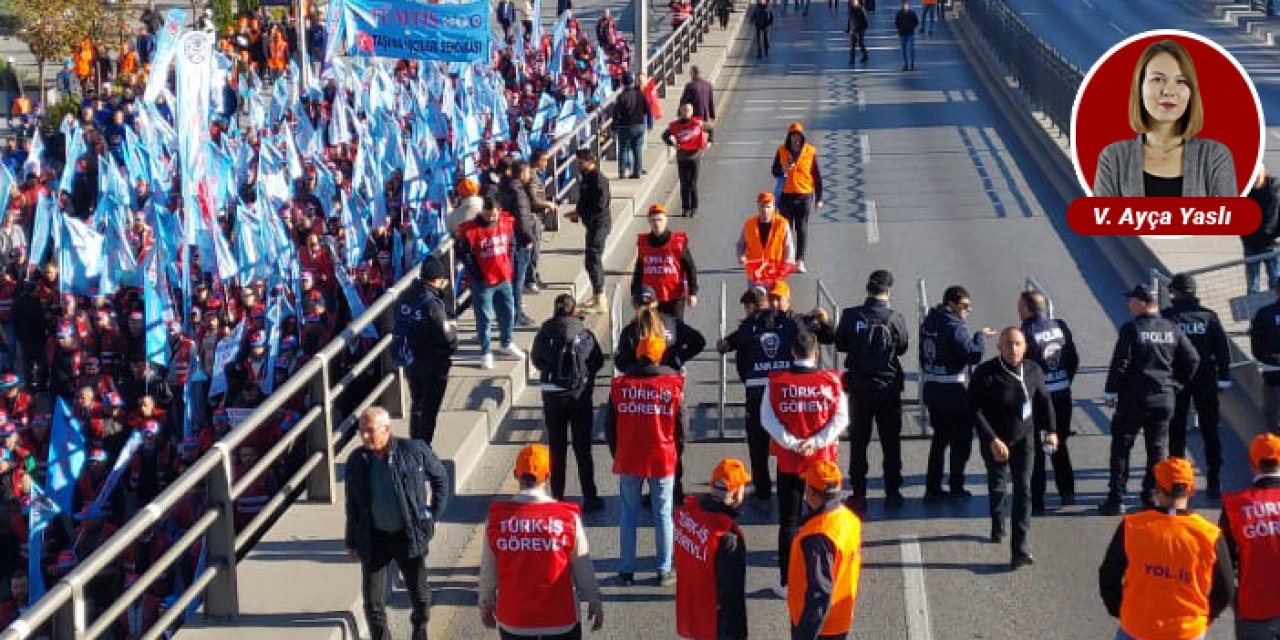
[74,48,94,78]
[787,504,861,636]
[610,373,683,478]
[741,215,789,263]
[767,369,843,474]
[777,143,817,195]
[637,232,688,303]
[1119,510,1222,640]
[269,39,289,71]
[486,500,580,630]
[459,214,516,286]
[674,496,742,640]
[1221,486,1280,621]
[10,95,30,117]
[120,52,140,76]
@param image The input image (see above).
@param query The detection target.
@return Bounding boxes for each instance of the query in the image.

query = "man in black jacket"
[400,256,458,445]
[568,149,612,312]
[678,65,716,124]
[895,1,919,71]
[835,270,909,513]
[847,0,870,64]
[498,160,538,326]
[969,327,1056,569]
[1100,284,1200,516]
[1244,167,1280,295]
[750,0,774,59]
[612,73,650,180]
[1161,273,1232,498]
[531,294,606,512]
[345,406,450,640]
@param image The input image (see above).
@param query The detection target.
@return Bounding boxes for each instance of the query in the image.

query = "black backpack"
[848,309,894,375]
[549,331,589,390]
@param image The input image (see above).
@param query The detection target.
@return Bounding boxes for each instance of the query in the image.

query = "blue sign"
[344,0,490,62]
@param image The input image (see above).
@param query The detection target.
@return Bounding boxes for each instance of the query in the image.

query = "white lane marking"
[1108,20,1125,35]
[860,134,870,164]
[857,91,867,113]
[866,200,880,244]
[901,535,933,640]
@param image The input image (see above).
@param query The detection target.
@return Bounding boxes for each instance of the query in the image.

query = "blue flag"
[89,431,143,515]
[58,214,104,296]
[0,162,12,225]
[46,398,86,515]
[26,484,57,603]
[262,296,284,395]
[143,249,171,368]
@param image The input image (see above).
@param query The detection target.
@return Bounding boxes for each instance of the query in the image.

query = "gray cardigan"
[1092,134,1237,197]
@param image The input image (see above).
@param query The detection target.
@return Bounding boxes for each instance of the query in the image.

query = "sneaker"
[500,343,526,360]
[524,283,541,294]
[1011,553,1035,570]
[657,571,676,587]
[583,496,606,513]
[618,572,635,586]
[480,353,495,370]
[770,584,788,599]
[1097,499,1125,516]
[795,260,807,273]
[517,312,536,327]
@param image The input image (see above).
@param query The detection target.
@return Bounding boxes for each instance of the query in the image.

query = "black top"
[969,357,1055,444]
[1143,172,1183,197]
[1104,313,1200,401]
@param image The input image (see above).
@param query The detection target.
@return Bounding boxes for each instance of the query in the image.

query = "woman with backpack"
[531,294,606,512]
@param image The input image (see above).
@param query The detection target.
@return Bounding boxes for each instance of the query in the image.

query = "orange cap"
[801,459,843,493]
[457,178,480,198]
[788,121,805,134]
[636,332,667,364]
[648,203,668,216]
[757,192,774,204]
[711,458,752,491]
[1250,433,1280,468]
[514,444,551,481]
[1154,457,1196,495]
[769,280,790,299]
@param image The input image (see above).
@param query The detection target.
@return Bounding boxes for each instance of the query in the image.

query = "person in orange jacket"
[1098,457,1234,640]
[1220,434,1280,639]
[737,192,796,287]
[771,122,824,273]
[786,460,862,640]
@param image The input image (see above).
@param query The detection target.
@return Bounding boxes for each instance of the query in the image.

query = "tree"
[12,0,104,104]
[212,0,235,30]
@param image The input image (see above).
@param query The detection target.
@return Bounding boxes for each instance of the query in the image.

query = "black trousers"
[849,31,868,61]
[528,217,545,285]
[658,298,686,320]
[778,193,813,261]
[543,389,599,501]
[677,156,700,212]
[924,384,972,493]
[1170,382,1222,477]
[980,432,1033,557]
[847,389,903,496]
[755,28,770,57]
[1032,391,1075,505]
[584,223,609,297]
[776,472,805,585]
[745,386,773,500]
[1108,398,1173,505]
[362,529,431,640]
[408,368,450,445]
[501,626,582,640]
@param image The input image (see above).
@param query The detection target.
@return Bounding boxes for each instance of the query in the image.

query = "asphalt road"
[416,9,1257,640]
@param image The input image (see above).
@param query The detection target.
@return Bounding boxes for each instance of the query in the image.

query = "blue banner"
[343,0,490,62]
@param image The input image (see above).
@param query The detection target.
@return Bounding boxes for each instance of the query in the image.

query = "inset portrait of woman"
[1092,39,1236,198]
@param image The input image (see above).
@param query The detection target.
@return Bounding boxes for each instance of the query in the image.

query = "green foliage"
[212,0,236,30]
[11,0,104,65]
[42,94,81,134]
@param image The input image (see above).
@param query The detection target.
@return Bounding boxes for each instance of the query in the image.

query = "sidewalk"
[175,5,751,639]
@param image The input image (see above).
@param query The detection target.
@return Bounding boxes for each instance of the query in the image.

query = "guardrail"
[2,240,460,640]
[915,277,930,437]
[962,0,1082,137]
[815,280,841,370]
[1025,276,1056,319]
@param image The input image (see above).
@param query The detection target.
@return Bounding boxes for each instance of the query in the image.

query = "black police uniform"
[1161,296,1231,490]
[1250,298,1280,433]
[1103,311,1199,510]
[920,305,986,497]
[721,309,800,502]
[1020,312,1080,508]
[835,297,910,501]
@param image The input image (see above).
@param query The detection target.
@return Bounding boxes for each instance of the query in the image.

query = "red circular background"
[1071,32,1263,197]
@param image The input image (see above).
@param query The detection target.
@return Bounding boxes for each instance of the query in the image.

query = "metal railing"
[962,0,1082,137]
[815,280,841,370]
[1252,0,1275,17]
[542,0,719,204]
[717,280,728,440]
[915,278,930,437]
[2,241,459,640]
[1025,276,1056,319]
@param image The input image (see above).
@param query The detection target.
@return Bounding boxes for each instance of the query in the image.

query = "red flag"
[745,259,796,287]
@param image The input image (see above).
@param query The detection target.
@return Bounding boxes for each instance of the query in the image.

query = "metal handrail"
[1024,276,1055,319]
[815,279,841,370]
[2,239,458,640]
[915,278,930,436]
[717,280,728,439]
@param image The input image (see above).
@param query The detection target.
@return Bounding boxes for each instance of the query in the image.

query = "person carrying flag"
[737,192,796,288]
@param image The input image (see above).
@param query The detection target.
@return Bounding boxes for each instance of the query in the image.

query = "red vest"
[637,232,687,303]
[675,496,741,640]
[667,119,706,153]
[1222,485,1280,621]
[768,369,843,474]
[486,500,580,629]
[610,374,684,477]
[460,215,516,286]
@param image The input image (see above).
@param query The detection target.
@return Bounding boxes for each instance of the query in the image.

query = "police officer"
[674,458,750,640]
[1251,280,1280,433]
[786,460,862,640]
[632,204,700,319]
[1161,273,1232,498]
[1100,285,1200,516]
[1220,434,1280,639]
[479,444,604,638]
[921,285,992,501]
[835,270,909,513]
[760,331,849,598]
[717,287,797,511]
[1017,290,1079,513]
[1098,457,1234,640]
[396,256,458,445]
